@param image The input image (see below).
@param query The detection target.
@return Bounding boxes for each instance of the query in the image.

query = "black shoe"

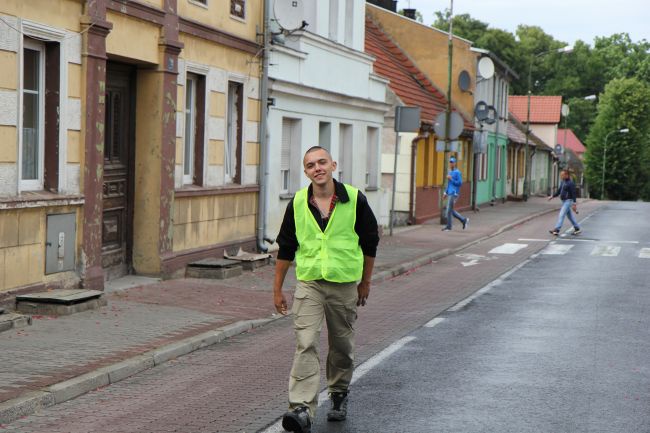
[573,228,582,235]
[549,229,559,236]
[327,392,349,422]
[282,406,311,433]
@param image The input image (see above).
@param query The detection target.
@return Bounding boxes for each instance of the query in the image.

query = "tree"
[584,78,650,200]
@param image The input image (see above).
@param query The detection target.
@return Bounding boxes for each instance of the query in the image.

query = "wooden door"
[102,63,135,275]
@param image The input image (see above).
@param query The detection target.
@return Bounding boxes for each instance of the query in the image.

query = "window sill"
[364,186,379,192]
[175,184,259,198]
[0,191,84,210]
[279,193,295,200]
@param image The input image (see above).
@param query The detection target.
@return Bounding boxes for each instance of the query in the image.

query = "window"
[479,153,487,181]
[366,127,379,188]
[230,0,245,19]
[319,122,331,151]
[20,38,60,192]
[281,117,301,194]
[21,41,44,189]
[338,123,352,183]
[226,81,243,184]
[183,73,205,185]
[496,145,502,180]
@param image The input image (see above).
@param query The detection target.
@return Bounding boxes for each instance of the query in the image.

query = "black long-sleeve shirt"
[553,178,577,202]
[276,179,380,261]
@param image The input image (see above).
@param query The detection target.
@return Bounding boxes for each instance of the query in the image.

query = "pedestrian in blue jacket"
[442,156,468,231]
[548,169,581,235]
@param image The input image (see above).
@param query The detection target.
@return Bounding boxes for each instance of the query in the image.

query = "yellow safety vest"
[294,184,364,282]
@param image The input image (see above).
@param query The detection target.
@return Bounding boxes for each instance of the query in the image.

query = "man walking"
[274,146,379,433]
[548,169,581,235]
[442,156,468,231]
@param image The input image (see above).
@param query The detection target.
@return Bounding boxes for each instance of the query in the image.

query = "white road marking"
[260,336,417,432]
[541,244,574,255]
[488,243,528,254]
[424,317,446,328]
[447,259,531,312]
[558,238,596,242]
[456,253,495,267]
[590,245,621,257]
[639,248,650,258]
[518,238,549,242]
[462,259,479,267]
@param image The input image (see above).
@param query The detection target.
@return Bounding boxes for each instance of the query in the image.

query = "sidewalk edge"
[0,205,559,426]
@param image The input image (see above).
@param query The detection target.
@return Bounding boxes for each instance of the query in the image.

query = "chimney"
[403,8,417,20]
[366,0,398,13]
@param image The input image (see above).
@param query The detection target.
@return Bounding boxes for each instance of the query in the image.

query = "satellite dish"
[561,103,570,117]
[474,100,489,121]
[458,70,471,92]
[478,56,495,80]
[274,0,305,32]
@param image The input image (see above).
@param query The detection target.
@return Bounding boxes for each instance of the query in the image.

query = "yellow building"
[366,4,476,220]
[0,0,262,303]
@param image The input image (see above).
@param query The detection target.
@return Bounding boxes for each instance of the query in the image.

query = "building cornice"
[270,79,391,113]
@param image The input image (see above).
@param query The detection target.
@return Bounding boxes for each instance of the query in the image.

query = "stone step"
[16,289,107,316]
[0,312,32,333]
[186,258,243,279]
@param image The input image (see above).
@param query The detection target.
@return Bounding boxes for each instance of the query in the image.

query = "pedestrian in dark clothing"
[274,146,379,433]
[442,156,468,231]
[548,170,581,235]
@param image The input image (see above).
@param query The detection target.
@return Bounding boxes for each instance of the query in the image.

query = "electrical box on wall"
[45,213,76,274]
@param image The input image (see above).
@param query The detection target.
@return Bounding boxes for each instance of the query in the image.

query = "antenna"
[477,56,495,80]
[273,0,306,32]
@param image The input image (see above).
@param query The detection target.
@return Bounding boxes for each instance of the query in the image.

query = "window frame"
[183,74,198,185]
[20,39,46,191]
[230,0,246,20]
[365,126,379,189]
[225,80,244,185]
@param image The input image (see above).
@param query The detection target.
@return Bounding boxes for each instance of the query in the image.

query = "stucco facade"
[0,0,263,302]
[265,0,389,238]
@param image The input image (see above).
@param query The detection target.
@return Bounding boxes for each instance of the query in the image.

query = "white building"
[265,0,389,237]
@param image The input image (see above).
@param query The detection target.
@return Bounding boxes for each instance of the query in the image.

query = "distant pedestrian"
[442,156,468,231]
[548,169,581,235]
[273,146,379,433]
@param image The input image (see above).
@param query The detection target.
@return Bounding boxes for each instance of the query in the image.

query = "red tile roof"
[557,128,586,155]
[508,95,562,124]
[365,17,473,130]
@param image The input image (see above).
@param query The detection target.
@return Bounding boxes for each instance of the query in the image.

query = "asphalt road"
[310,201,650,433]
[3,201,648,433]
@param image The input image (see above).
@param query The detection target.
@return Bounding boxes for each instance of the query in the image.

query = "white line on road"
[541,244,574,255]
[260,336,417,433]
[447,259,531,312]
[424,317,446,328]
[590,245,621,257]
[518,238,549,242]
[488,243,528,254]
[639,248,650,258]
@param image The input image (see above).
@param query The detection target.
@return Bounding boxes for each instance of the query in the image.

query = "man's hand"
[572,203,578,213]
[357,280,370,307]
[274,291,288,315]
[447,174,452,180]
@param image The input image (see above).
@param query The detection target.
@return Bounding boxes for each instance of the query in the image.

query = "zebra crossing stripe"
[590,245,621,257]
[488,243,528,254]
[639,248,650,258]
[541,244,574,255]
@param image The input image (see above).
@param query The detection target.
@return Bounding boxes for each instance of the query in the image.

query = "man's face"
[449,160,456,169]
[303,148,337,187]
[562,171,569,180]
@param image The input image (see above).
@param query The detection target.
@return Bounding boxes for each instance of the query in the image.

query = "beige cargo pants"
[288,279,358,418]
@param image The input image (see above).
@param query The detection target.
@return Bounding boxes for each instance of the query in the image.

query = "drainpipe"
[256,0,273,252]
[408,131,429,224]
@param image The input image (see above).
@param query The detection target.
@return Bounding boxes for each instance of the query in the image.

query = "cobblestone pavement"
[0,199,605,432]
[0,198,601,431]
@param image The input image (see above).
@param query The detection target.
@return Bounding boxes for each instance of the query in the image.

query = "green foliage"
[584,78,650,200]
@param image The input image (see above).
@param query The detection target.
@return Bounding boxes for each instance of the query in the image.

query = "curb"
[0,204,568,425]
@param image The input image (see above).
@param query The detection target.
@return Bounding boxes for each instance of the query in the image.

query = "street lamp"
[523,45,573,201]
[601,127,629,200]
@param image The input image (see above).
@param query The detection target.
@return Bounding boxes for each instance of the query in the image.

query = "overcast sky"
[395,0,650,46]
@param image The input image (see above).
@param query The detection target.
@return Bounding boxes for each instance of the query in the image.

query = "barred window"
[231,0,245,19]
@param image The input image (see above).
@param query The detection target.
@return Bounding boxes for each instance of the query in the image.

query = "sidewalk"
[0,197,597,425]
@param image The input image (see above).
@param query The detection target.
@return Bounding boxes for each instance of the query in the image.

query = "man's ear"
[331,160,337,171]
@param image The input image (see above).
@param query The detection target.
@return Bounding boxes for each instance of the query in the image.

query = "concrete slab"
[16,297,107,316]
[0,312,32,333]
[186,258,243,279]
[16,289,103,304]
